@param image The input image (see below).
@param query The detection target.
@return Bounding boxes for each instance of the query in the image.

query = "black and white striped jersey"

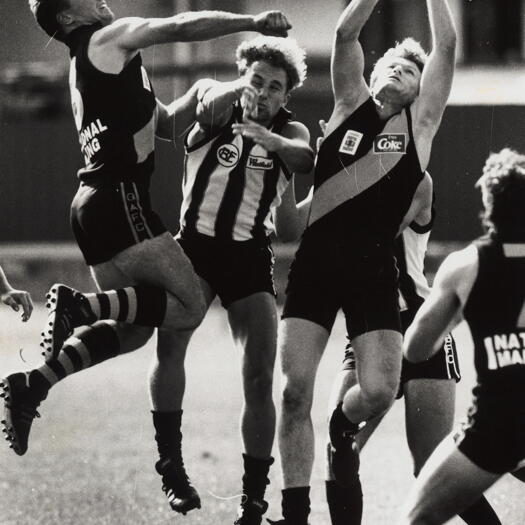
[65,24,156,186]
[180,104,293,241]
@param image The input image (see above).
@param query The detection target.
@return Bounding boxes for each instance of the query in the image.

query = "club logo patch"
[217,144,240,168]
[339,129,363,156]
[247,155,274,170]
[374,133,407,154]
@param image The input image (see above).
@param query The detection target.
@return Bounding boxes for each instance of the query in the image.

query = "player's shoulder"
[435,244,479,304]
[90,17,144,47]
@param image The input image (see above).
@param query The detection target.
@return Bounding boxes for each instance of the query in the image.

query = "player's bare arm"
[89,10,291,74]
[404,247,477,363]
[326,0,379,135]
[232,120,313,174]
[156,79,219,141]
[195,78,251,129]
[412,0,456,149]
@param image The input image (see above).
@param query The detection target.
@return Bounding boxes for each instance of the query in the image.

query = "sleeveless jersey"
[65,24,156,185]
[464,235,525,396]
[306,96,424,246]
[180,104,292,241]
[396,206,435,312]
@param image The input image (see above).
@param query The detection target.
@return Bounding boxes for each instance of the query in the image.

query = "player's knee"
[164,295,206,331]
[117,324,154,351]
[281,379,312,418]
[244,365,273,406]
[402,505,439,525]
[361,382,396,416]
[182,296,207,329]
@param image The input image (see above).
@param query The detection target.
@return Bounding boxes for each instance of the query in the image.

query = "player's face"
[244,60,289,125]
[371,57,421,106]
[65,0,115,26]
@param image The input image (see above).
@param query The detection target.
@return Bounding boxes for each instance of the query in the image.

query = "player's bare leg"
[329,329,402,488]
[275,318,329,525]
[150,277,214,515]
[399,436,501,524]
[228,292,277,525]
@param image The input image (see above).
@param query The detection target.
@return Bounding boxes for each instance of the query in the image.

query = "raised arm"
[414,0,456,136]
[195,78,251,129]
[328,0,378,125]
[99,10,291,52]
[156,79,219,141]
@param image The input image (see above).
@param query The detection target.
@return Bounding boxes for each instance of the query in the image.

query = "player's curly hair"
[370,38,428,87]
[476,148,525,241]
[28,0,70,43]
[236,36,307,92]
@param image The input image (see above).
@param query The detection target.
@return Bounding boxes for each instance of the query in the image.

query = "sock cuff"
[133,285,167,326]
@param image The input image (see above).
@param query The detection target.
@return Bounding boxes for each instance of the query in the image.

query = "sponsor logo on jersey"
[79,119,109,165]
[217,143,240,168]
[483,332,525,370]
[374,133,407,154]
[339,129,363,156]
[247,155,274,170]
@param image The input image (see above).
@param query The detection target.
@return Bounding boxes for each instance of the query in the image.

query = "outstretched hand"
[316,119,327,151]
[1,289,33,322]
[232,119,280,152]
[254,11,291,37]
[239,85,260,120]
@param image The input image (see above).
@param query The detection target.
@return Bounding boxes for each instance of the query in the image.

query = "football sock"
[30,321,120,390]
[332,402,360,435]
[85,285,167,326]
[241,454,274,500]
[326,479,363,525]
[152,409,183,461]
[459,496,502,524]
[282,486,310,525]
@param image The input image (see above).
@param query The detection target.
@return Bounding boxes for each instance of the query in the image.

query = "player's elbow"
[288,148,314,175]
[335,25,360,44]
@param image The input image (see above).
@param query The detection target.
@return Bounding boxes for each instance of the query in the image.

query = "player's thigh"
[352,329,403,395]
[228,292,277,364]
[111,232,203,305]
[90,259,136,290]
[404,378,456,473]
[403,436,501,524]
[279,317,330,410]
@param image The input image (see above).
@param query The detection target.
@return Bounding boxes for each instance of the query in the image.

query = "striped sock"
[85,285,167,326]
[30,322,120,390]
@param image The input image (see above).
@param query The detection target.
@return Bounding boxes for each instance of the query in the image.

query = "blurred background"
[1,0,525,296]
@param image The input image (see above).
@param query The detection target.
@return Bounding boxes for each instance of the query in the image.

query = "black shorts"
[71,180,167,265]
[454,391,525,474]
[178,232,276,308]
[342,308,461,397]
[283,236,401,338]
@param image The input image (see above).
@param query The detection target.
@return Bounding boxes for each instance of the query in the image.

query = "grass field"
[0,304,523,525]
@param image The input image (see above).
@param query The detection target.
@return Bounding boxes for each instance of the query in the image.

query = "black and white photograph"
[1,1,524,524]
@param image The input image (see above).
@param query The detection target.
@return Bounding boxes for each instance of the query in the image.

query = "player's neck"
[373,97,402,120]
